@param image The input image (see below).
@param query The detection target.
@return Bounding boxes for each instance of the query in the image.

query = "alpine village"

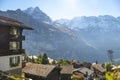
[0,9,120,80]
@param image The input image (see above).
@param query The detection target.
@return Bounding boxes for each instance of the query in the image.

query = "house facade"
[0,16,32,72]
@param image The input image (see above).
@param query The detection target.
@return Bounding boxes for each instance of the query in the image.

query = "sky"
[0,0,120,20]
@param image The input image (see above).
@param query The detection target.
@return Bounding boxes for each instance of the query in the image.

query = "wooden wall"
[0,26,9,55]
[0,25,23,56]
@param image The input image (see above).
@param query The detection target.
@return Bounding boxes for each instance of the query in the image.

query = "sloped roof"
[23,63,55,77]
[92,64,106,73]
[60,65,73,74]
[73,67,94,76]
[0,16,33,30]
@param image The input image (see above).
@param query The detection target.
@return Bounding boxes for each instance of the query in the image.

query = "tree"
[23,53,29,62]
[58,59,71,65]
[35,53,43,64]
[31,55,36,63]
[52,60,56,65]
[105,63,113,71]
[82,61,91,69]
[41,53,49,64]
[38,53,43,59]
[35,58,42,64]
[107,50,114,64]
[58,59,64,64]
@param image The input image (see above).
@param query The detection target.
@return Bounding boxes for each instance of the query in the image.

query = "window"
[9,27,20,35]
[9,56,20,67]
[9,42,20,50]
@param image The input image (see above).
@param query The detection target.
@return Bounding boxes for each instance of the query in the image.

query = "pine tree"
[107,50,114,64]
[31,55,36,63]
[41,53,49,64]
[38,53,43,59]
[36,53,43,64]
[24,53,29,62]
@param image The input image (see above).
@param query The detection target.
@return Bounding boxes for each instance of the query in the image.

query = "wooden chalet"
[23,63,61,80]
[92,64,106,75]
[0,16,32,73]
[73,67,94,77]
[72,60,82,68]
[60,65,73,80]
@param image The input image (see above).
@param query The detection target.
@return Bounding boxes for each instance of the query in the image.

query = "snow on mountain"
[55,15,120,32]
[2,6,120,62]
[54,15,120,61]
[0,8,103,62]
[54,19,70,27]
[23,7,34,15]
[23,7,52,23]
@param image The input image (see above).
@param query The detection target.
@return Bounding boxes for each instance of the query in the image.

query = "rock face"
[23,7,52,23]
[55,15,120,61]
[1,7,119,62]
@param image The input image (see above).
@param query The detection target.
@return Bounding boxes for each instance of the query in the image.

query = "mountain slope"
[23,7,52,23]
[55,15,120,60]
[0,8,102,62]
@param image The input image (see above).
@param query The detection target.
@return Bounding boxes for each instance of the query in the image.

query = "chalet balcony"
[9,49,25,55]
[10,49,21,55]
[9,34,25,41]
[0,49,25,56]
[21,49,25,54]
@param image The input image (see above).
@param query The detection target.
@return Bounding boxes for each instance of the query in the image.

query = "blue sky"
[0,0,120,20]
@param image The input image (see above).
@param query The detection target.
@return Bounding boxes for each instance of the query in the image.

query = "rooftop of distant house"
[60,65,73,74]
[92,64,106,73]
[73,67,94,76]
[23,63,56,77]
[0,16,33,30]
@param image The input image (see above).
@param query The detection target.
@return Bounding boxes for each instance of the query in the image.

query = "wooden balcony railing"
[10,49,21,54]
[9,34,25,41]
[9,49,25,54]
[0,49,25,56]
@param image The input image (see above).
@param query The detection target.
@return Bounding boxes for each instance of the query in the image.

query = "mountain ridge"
[23,7,52,23]
[1,7,118,62]
[0,8,102,62]
[55,15,120,61]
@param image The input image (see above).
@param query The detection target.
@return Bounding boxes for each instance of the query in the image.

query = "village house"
[72,60,83,68]
[73,67,94,79]
[23,63,61,80]
[73,67,94,77]
[60,65,73,80]
[92,64,106,75]
[0,16,32,74]
[72,72,84,80]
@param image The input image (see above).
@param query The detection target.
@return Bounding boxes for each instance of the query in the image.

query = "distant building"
[92,64,106,75]
[60,65,73,80]
[0,16,32,74]
[28,55,38,59]
[23,63,61,80]
[73,67,94,77]
[48,57,54,64]
[72,60,83,68]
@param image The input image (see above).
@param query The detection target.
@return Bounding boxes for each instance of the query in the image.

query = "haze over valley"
[0,7,120,63]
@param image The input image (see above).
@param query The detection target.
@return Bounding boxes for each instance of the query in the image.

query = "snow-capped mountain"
[55,15,120,31]
[54,19,70,27]
[0,7,104,62]
[23,7,52,23]
[1,6,120,62]
[54,15,120,60]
